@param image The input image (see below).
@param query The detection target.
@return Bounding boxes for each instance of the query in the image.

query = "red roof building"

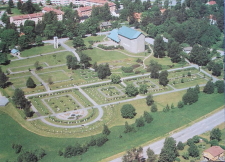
[206,1,217,5]
[203,146,225,161]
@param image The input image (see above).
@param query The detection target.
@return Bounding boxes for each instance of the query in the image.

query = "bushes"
[121,66,133,73]
[97,44,124,50]
[96,135,108,147]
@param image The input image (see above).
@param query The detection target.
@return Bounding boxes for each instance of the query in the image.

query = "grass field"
[10,8,21,16]
[20,44,64,57]
[0,92,223,162]
[1,51,72,72]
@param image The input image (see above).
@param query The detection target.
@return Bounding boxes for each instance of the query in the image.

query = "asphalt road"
[110,109,225,162]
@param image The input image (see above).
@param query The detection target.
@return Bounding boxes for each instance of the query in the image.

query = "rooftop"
[108,29,120,42]
[204,146,224,157]
[118,26,141,40]
[206,1,216,5]
[42,7,64,15]
[0,96,9,106]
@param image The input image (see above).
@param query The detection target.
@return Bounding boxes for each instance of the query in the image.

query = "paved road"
[110,109,225,162]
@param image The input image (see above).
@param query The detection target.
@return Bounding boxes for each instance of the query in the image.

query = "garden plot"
[97,86,125,98]
[124,76,170,93]
[83,83,128,104]
[168,70,210,89]
[9,74,40,88]
[38,70,70,83]
[8,63,48,73]
[42,94,84,113]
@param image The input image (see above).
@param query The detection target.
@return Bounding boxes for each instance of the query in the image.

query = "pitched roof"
[107,29,120,42]
[78,6,92,12]
[118,26,141,39]
[206,1,217,5]
[42,7,64,15]
[11,49,19,54]
[204,146,224,157]
[133,13,142,20]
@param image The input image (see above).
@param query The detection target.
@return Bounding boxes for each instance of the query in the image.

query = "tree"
[125,84,138,97]
[146,94,154,106]
[18,35,29,50]
[182,88,198,105]
[189,44,210,66]
[17,1,22,9]
[212,63,222,76]
[153,35,165,58]
[148,60,162,79]
[143,111,153,123]
[26,77,36,88]
[124,121,135,133]
[135,116,145,127]
[97,64,111,79]
[139,84,148,94]
[188,143,199,157]
[102,124,110,135]
[80,53,92,68]
[111,74,121,84]
[120,104,136,119]
[194,84,200,93]
[0,68,8,88]
[210,128,221,141]
[35,36,43,46]
[34,61,42,70]
[96,135,108,147]
[73,36,84,48]
[146,148,157,162]
[17,151,38,162]
[167,41,181,63]
[0,53,8,65]
[159,70,169,86]
[177,101,183,108]
[158,137,178,162]
[203,81,214,94]
[6,7,12,14]
[214,80,224,93]
[177,141,184,150]
[151,104,158,112]
[0,29,18,48]
[88,136,96,146]
[8,0,14,8]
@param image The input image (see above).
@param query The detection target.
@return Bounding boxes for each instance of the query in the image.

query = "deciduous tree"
[121,104,136,119]
[102,124,110,135]
[203,81,214,94]
[153,35,165,58]
[159,70,169,86]
[146,94,154,106]
[210,128,221,141]
[125,84,138,97]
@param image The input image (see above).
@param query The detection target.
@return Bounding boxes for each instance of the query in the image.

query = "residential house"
[108,26,145,53]
[100,21,111,30]
[183,47,192,54]
[206,1,217,5]
[203,146,224,161]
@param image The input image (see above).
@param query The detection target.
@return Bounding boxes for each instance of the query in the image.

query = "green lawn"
[10,8,21,16]
[20,44,65,57]
[0,92,223,162]
[1,51,72,72]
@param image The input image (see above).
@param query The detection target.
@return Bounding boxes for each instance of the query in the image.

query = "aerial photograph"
[0,0,224,161]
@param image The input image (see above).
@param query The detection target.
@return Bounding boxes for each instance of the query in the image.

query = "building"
[133,13,142,22]
[10,7,64,27]
[42,7,64,21]
[76,1,116,18]
[77,6,92,17]
[10,13,44,27]
[100,21,111,29]
[183,47,192,54]
[203,146,224,161]
[108,26,145,53]
[206,0,217,5]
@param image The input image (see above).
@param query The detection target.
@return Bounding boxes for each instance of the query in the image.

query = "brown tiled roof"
[160,8,166,14]
[78,6,92,12]
[204,146,224,157]
[11,13,44,21]
[42,7,64,15]
[134,13,142,19]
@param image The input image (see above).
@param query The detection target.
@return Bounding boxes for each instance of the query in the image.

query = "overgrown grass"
[0,92,223,162]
